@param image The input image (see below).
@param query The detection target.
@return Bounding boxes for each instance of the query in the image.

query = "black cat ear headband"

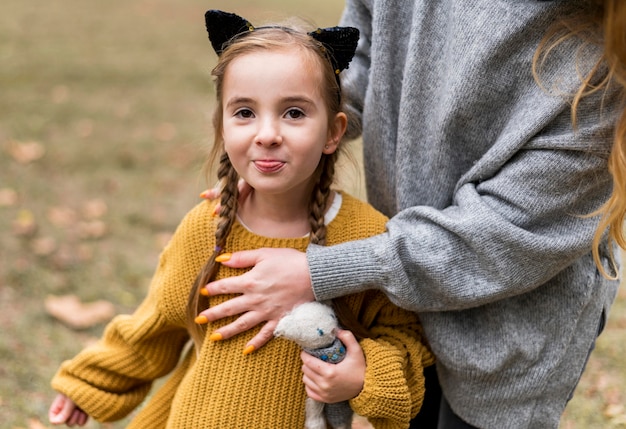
[204,9,359,80]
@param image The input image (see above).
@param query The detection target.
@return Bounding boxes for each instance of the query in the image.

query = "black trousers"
[410,365,478,429]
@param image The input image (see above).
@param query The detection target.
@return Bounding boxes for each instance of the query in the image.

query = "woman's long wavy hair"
[186,24,368,349]
[533,0,626,278]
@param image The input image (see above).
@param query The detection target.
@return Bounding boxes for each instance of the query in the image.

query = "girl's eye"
[285,109,305,119]
[235,109,254,119]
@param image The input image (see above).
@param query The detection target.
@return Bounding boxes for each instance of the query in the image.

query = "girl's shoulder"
[337,191,389,223]
[329,191,388,241]
[165,199,218,251]
[178,199,218,229]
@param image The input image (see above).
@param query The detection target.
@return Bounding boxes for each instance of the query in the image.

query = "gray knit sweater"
[307,1,621,428]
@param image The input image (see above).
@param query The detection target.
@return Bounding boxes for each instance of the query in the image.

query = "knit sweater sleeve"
[50,202,213,422]
[349,292,435,429]
[309,97,617,312]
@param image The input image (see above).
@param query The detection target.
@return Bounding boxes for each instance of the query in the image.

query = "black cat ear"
[205,10,255,55]
[308,27,360,75]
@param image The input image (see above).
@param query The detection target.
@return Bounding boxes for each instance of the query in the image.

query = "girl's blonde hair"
[187,25,367,348]
[534,0,626,278]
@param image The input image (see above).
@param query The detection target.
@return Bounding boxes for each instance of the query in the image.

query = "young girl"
[48,9,434,429]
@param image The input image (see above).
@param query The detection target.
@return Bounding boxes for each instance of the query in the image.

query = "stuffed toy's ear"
[274,302,338,349]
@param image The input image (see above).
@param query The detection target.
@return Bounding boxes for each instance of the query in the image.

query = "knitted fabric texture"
[50,192,434,429]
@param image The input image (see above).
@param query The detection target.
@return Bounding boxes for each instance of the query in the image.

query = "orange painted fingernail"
[199,190,211,199]
[212,204,221,217]
[209,332,223,341]
[194,315,208,324]
[242,345,255,355]
[215,253,232,263]
[199,288,209,296]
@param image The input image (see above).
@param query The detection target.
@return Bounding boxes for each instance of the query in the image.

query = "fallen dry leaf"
[0,187,18,207]
[47,206,78,228]
[605,404,625,418]
[50,245,77,270]
[45,294,115,329]
[8,140,45,164]
[595,373,610,393]
[27,417,49,429]
[611,414,626,426]
[76,244,94,262]
[31,236,57,256]
[12,209,37,237]
[81,198,108,219]
[604,386,623,406]
[78,220,107,239]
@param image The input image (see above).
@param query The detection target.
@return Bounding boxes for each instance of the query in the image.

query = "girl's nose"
[254,118,283,147]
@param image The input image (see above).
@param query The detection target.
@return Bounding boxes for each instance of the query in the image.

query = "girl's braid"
[308,152,337,246]
[187,153,240,349]
[308,152,371,339]
[214,153,240,250]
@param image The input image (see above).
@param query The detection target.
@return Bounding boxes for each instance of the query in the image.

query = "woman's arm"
[309,128,616,311]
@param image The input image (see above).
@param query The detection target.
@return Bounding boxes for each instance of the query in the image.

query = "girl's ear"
[324,112,348,154]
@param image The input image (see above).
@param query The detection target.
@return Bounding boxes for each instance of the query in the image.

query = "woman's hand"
[198,248,315,353]
[300,329,366,403]
[48,393,89,426]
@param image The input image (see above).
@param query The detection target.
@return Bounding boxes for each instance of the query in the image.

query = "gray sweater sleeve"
[309,135,612,311]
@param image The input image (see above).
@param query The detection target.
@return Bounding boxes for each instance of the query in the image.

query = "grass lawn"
[1,1,623,428]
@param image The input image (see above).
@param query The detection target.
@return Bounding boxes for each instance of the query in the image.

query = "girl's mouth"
[254,160,285,173]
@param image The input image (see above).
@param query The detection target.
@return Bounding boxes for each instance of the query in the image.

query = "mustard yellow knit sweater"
[51,192,434,429]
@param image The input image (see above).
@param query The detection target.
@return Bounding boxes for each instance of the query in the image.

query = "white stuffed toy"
[274,301,353,429]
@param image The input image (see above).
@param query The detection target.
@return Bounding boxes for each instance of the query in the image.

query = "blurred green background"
[1,1,623,428]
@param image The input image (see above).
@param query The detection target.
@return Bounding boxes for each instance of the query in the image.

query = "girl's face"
[221,47,345,200]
